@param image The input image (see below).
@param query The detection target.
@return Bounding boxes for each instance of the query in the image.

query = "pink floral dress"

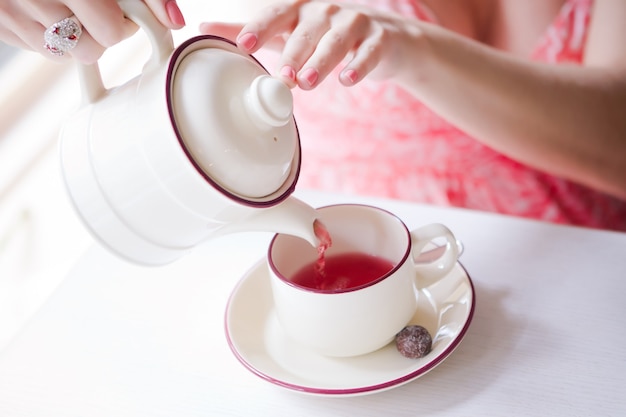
[284,0,626,231]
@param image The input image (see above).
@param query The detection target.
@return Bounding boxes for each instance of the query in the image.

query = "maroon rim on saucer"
[223,260,476,396]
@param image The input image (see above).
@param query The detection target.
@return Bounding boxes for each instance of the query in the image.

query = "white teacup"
[268,204,461,357]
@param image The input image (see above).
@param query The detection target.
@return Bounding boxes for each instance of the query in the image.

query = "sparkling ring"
[43,16,82,56]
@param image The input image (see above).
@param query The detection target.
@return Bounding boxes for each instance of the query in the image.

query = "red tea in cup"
[313,218,333,276]
[269,204,460,357]
[289,252,395,292]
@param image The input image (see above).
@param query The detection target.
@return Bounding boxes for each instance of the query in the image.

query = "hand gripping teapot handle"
[78,0,174,104]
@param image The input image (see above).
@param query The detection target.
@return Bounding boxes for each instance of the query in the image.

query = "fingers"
[0,8,48,57]
[287,8,372,89]
[21,0,127,62]
[67,0,185,63]
[278,6,338,89]
[236,2,302,54]
[0,1,51,57]
[66,0,132,47]
[0,29,31,52]
[338,26,388,86]
[231,1,387,90]
[1,0,186,64]
[64,0,130,63]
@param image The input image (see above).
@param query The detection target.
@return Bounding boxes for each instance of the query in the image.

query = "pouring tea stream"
[59,0,320,266]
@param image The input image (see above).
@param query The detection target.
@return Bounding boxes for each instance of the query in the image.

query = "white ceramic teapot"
[59,0,319,266]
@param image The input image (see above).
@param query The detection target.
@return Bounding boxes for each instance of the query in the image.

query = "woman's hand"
[0,0,185,63]
[200,0,425,90]
[201,0,626,199]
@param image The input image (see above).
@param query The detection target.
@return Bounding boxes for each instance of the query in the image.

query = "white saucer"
[224,259,475,396]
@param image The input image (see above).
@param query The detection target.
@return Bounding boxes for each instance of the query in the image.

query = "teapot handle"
[78,0,174,104]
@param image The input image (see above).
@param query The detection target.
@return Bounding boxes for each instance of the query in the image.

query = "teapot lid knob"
[247,75,293,128]
[169,41,300,200]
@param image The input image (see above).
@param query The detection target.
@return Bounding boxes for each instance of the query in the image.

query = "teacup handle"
[410,223,460,288]
[78,0,174,104]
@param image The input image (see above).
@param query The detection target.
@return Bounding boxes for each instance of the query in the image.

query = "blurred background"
[0,1,270,349]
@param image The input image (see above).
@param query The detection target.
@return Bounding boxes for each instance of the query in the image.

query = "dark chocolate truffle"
[395,325,432,359]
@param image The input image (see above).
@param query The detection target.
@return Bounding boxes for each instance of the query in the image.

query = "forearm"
[202,1,626,198]
[399,23,626,198]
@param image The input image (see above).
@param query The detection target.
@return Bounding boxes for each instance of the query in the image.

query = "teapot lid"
[168,36,300,202]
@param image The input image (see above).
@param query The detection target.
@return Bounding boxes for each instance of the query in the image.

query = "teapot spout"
[214,197,320,247]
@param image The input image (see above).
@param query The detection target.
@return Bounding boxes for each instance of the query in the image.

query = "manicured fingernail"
[343,69,358,84]
[165,0,186,27]
[280,65,296,81]
[300,68,319,88]
[237,33,258,51]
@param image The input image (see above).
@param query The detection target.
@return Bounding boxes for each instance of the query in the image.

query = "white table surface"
[0,190,625,416]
